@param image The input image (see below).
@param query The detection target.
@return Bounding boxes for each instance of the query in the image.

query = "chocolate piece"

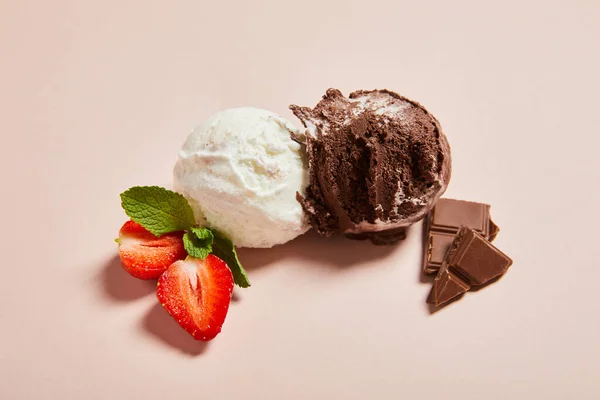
[423,198,499,274]
[290,89,451,245]
[427,226,513,307]
[488,219,500,242]
[425,231,456,273]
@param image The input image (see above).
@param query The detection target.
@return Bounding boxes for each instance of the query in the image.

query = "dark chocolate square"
[422,198,500,275]
[448,226,513,286]
[424,232,456,274]
[427,225,513,307]
[430,199,490,235]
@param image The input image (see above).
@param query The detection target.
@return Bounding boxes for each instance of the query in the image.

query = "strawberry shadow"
[100,255,210,355]
[237,227,407,272]
[141,303,210,356]
[100,255,156,302]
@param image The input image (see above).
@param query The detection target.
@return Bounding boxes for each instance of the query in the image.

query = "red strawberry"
[117,220,187,280]
[156,255,234,341]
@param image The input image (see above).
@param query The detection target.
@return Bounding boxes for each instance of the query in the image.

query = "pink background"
[1,0,599,399]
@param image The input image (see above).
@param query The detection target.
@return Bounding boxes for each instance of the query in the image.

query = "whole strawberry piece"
[157,255,234,341]
[116,220,187,280]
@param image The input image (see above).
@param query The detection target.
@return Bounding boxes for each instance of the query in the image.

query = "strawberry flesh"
[117,220,186,280]
[157,255,234,341]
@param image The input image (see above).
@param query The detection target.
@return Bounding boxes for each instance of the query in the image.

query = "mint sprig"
[211,230,250,288]
[183,227,214,260]
[119,186,250,287]
[120,186,195,237]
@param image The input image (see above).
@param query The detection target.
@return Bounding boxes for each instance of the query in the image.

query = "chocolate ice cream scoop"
[290,88,451,244]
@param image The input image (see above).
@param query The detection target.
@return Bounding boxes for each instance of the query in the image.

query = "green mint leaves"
[211,230,251,288]
[120,186,196,237]
[183,227,213,260]
[120,186,250,287]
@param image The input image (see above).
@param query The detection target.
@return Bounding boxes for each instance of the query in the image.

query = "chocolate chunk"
[427,226,513,307]
[423,198,499,274]
[488,219,500,242]
[424,231,456,274]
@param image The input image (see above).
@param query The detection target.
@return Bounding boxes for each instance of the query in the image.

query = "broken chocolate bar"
[427,226,513,307]
[423,198,499,274]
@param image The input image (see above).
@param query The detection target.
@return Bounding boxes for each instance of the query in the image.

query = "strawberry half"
[117,220,187,280]
[157,255,234,341]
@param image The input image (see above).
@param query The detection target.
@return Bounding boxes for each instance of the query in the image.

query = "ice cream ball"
[290,88,451,245]
[174,108,309,248]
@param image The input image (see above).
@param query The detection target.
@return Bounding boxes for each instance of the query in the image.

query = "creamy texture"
[173,108,309,248]
[290,89,451,244]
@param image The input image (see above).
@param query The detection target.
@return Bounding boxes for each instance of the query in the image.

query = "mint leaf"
[211,230,250,288]
[120,186,196,237]
[183,227,213,260]
[190,226,214,246]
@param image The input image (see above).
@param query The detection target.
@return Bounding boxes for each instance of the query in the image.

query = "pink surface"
[1,1,599,399]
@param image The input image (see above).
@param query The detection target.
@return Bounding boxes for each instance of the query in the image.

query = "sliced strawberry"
[157,255,234,341]
[117,220,186,280]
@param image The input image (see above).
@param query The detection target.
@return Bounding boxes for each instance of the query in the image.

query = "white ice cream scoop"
[173,107,309,248]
